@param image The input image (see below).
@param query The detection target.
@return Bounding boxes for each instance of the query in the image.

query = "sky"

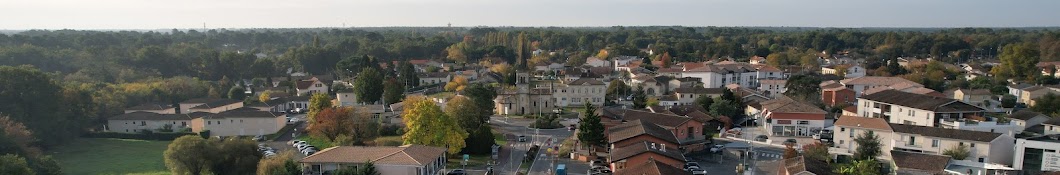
[1,0,1059,30]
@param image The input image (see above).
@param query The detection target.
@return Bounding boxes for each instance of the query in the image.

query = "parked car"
[783,139,798,146]
[302,149,316,156]
[684,162,701,169]
[291,140,306,146]
[709,144,725,153]
[687,167,707,175]
[446,169,466,175]
[754,135,769,142]
[568,124,576,131]
[588,166,611,175]
[253,135,266,141]
[517,135,527,142]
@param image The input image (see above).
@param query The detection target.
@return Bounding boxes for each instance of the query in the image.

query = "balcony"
[938,116,1016,134]
[892,140,923,149]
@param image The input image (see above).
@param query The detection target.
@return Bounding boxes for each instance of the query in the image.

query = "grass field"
[51,138,171,175]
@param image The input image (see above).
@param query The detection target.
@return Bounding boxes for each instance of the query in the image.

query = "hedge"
[84,132,197,141]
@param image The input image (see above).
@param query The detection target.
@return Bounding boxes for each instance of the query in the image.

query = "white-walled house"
[889,124,1015,166]
[759,97,828,137]
[857,90,987,129]
[833,116,895,157]
[682,62,761,88]
[296,77,329,96]
[821,64,866,78]
[832,116,1016,166]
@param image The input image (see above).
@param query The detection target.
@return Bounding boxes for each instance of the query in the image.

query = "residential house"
[1038,61,1060,77]
[820,64,865,78]
[553,78,608,107]
[336,91,357,106]
[890,150,952,175]
[681,61,762,88]
[296,77,329,96]
[179,98,243,114]
[777,156,834,175]
[833,116,895,157]
[758,79,787,97]
[657,67,684,77]
[191,109,286,136]
[631,75,672,96]
[613,56,641,71]
[299,145,447,175]
[759,97,828,137]
[419,72,451,85]
[1021,86,1059,106]
[585,57,611,67]
[246,96,309,113]
[1041,118,1060,135]
[953,89,995,108]
[124,103,176,114]
[451,70,479,81]
[857,90,986,128]
[820,80,856,107]
[1013,135,1060,174]
[667,77,700,91]
[657,95,680,107]
[673,87,726,106]
[107,112,207,133]
[753,64,786,80]
[1008,83,1034,102]
[608,141,685,173]
[889,124,1015,165]
[608,120,680,150]
[600,108,708,147]
[613,160,691,175]
[838,76,922,97]
[1008,110,1051,134]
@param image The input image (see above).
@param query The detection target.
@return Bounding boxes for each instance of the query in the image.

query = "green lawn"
[51,138,171,175]
[296,135,334,149]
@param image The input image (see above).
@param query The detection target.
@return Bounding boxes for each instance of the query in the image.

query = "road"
[489,115,589,175]
[689,139,787,175]
[262,114,308,159]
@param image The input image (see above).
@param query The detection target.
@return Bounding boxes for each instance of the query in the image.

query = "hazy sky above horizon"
[2,0,1059,30]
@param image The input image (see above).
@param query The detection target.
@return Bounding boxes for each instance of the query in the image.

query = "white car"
[710,144,725,153]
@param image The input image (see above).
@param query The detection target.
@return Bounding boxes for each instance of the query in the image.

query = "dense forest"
[1,27,1060,173]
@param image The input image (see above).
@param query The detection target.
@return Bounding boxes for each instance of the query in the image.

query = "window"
[908,136,916,145]
[839,140,844,145]
[840,127,846,132]
[932,140,940,147]
[978,158,984,162]
[141,121,146,126]
[849,129,855,138]
[315,83,322,87]
[970,143,975,148]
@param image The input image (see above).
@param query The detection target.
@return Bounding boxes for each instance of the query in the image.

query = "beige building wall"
[108,119,191,133]
[832,126,895,157]
[196,115,285,136]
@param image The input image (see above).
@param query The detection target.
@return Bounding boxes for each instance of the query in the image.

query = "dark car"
[447,169,466,175]
[754,135,769,142]
[783,139,798,146]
